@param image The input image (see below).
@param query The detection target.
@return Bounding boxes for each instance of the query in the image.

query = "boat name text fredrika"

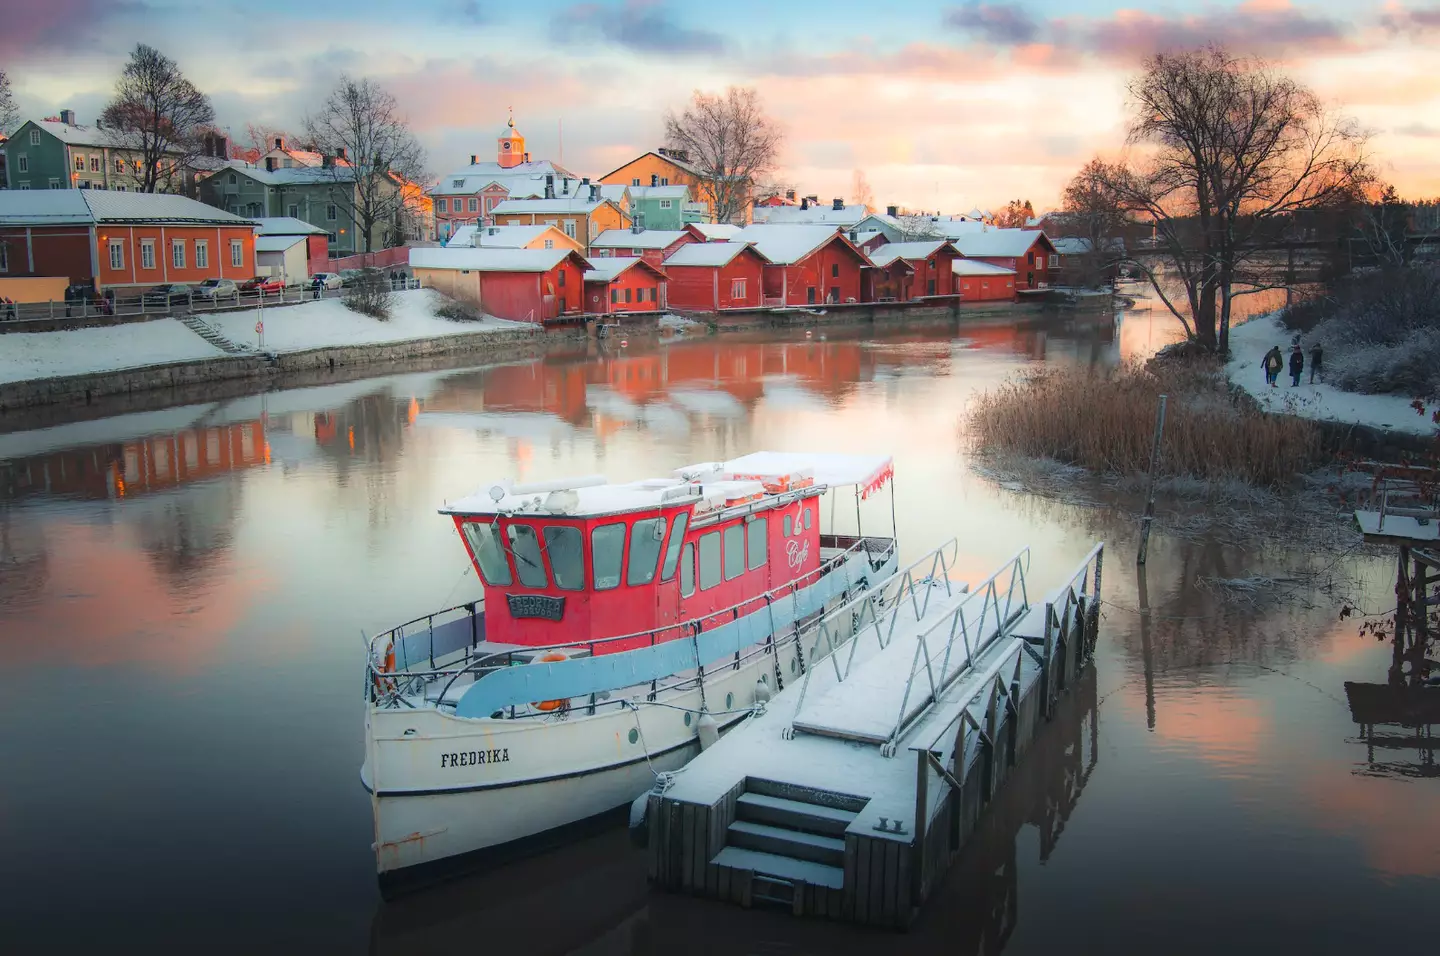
[441,748,511,768]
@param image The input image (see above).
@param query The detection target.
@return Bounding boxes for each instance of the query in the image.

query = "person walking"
[1263,346,1283,386]
[1309,343,1323,384]
[1289,344,1304,387]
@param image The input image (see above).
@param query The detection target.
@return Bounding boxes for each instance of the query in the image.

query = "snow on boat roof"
[679,451,894,498]
[441,476,767,518]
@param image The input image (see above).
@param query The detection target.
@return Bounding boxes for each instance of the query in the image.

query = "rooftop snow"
[429,160,574,196]
[867,240,953,267]
[950,228,1045,257]
[582,257,663,282]
[733,224,849,265]
[27,119,133,149]
[255,235,306,253]
[408,246,584,273]
[591,229,688,250]
[952,259,1017,276]
[688,223,741,241]
[664,242,763,267]
[0,190,253,226]
[752,203,870,226]
[627,185,690,200]
[447,224,564,248]
[255,217,327,236]
[491,195,610,215]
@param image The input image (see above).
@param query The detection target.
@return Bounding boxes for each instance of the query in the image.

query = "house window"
[623,288,631,303]
[78,181,89,190]
[116,185,126,192]
[468,198,478,213]
[18,182,29,190]
[731,278,746,299]
[660,177,668,186]
[544,239,554,249]
[195,241,209,269]
[328,232,337,243]
[659,199,672,209]
[230,240,243,267]
[484,197,496,213]
[108,240,124,270]
[1048,254,1059,268]
[74,155,85,171]
[228,173,236,185]
[140,240,156,270]
[563,220,577,239]
[611,288,619,304]
[558,270,566,286]
[829,285,840,302]
[16,155,27,173]
[831,263,839,278]
[30,129,41,145]
[288,204,299,218]
[0,244,7,272]
[116,158,125,173]
[436,198,447,214]
[172,239,186,269]
[631,178,641,187]
[89,157,100,172]
[48,179,60,189]
[1027,253,1035,266]
[631,248,642,256]
[451,179,464,188]
[326,204,337,221]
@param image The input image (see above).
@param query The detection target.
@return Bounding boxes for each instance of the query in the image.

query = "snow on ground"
[0,319,226,383]
[658,313,702,330]
[208,288,528,353]
[1226,313,1436,436]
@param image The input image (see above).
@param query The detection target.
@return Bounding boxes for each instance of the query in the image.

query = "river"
[1,302,1433,953]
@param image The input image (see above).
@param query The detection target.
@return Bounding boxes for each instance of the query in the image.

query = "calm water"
[1,305,1434,954]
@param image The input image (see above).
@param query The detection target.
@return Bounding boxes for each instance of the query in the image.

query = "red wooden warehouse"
[662,241,770,312]
[952,259,1018,301]
[950,230,1057,291]
[865,240,962,301]
[733,225,870,306]
[409,247,591,323]
[582,257,668,314]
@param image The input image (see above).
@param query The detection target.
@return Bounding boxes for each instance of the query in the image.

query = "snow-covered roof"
[255,235,306,253]
[409,246,587,273]
[219,160,359,187]
[733,224,853,265]
[1051,236,1126,256]
[430,160,575,196]
[627,185,690,201]
[677,452,894,497]
[448,224,568,249]
[582,257,665,283]
[751,203,871,227]
[687,223,741,241]
[0,190,254,226]
[25,119,132,149]
[664,242,766,267]
[953,259,1017,277]
[255,217,327,236]
[591,229,688,250]
[491,195,613,215]
[950,229,1047,258]
[867,241,955,268]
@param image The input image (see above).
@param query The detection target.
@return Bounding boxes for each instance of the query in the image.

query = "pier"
[644,541,1103,927]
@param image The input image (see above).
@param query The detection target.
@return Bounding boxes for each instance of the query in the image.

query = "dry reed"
[967,360,1322,488]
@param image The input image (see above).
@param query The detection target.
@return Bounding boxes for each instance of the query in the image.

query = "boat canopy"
[677,451,894,500]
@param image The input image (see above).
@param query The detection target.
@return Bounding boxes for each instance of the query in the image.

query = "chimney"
[801,197,810,210]
[265,156,276,172]
[651,174,658,187]
[469,154,477,165]
[274,137,283,150]
[806,195,819,205]
[523,151,530,162]
[785,189,796,201]
[322,154,335,168]
[59,109,76,126]
[544,174,555,199]
[582,177,590,186]
[95,117,104,130]
[833,197,844,211]
[589,184,599,202]
[336,147,346,161]
[886,205,898,218]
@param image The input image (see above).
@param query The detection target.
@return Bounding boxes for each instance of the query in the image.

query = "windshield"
[200,280,219,287]
[506,524,549,588]
[591,523,625,590]
[461,521,511,587]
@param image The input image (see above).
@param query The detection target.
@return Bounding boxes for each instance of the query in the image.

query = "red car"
[239,275,285,294]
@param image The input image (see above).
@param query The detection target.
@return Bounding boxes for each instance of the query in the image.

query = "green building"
[198,160,378,256]
[2,113,190,193]
[625,184,705,232]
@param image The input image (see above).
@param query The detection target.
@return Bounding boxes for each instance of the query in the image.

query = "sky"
[3,0,1438,212]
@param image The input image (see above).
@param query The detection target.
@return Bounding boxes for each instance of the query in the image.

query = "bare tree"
[665,87,782,225]
[0,70,18,135]
[993,199,1035,228]
[243,122,292,159]
[101,45,215,194]
[304,77,428,254]
[1059,160,1131,287]
[851,170,875,213]
[1079,46,1371,352]
[896,213,942,242]
[1352,183,1411,269]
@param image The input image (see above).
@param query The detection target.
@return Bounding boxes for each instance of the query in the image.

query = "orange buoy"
[533,651,568,712]
[372,640,397,695]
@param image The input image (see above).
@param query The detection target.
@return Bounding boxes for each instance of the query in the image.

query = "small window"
[723,525,745,581]
[831,263,839,278]
[628,518,666,586]
[592,523,626,590]
[89,157,100,172]
[544,526,586,590]
[468,198,479,213]
[558,270,566,287]
[623,288,631,304]
[436,198,447,214]
[563,219,577,239]
[288,204,299,218]
[462,522,512,586]
[680,543,695,596]
[140,241,156,270]
[506,524,549,588]
[659,199,672,210]
[49,179,60,189]
[16,155,28,173]
[660,177,668,186]
[108,240,124,270]
[0,245,6,272]
[451,179,464,188]
[117,159,126,173]
[326,204,337,221]
[803,506,813,530]
[731,278,746,299]
[172,239,185,269]
[30,129,40,145]
[783,514,792,537]
[230,240,243,267]
[660,513,689,581]
[195,241,208,269]
[747,517,768,570]
[544,239,554,249]
[228,172,236,184]
[699,532,722,590]
[611,288,619,304]
[631,178,641,186]
[74,155,85,171]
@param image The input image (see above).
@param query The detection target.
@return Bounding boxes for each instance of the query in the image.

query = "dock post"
[912,749,928,901]
[1137,397,1167,565]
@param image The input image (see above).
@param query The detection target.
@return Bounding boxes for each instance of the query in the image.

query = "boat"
[361,451,901,893]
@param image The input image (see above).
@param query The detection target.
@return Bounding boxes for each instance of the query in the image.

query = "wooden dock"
[644,542,1104,927]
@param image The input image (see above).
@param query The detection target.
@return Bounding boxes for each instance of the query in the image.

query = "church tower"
[497,110,526,169]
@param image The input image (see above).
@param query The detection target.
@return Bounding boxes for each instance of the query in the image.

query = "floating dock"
[644,542,1104,928]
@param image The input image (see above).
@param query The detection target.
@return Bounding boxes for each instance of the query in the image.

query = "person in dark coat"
[1309,343,1323,384]
[1289,344,1304,387]
[1262,346,1283,386]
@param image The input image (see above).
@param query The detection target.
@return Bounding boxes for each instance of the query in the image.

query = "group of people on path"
[1263,343,1323,387]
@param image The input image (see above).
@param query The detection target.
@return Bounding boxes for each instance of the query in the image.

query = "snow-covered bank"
[1225,314,1436,437]
[0,290,530,386]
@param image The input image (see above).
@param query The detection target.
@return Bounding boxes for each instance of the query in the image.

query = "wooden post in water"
[1137,395,1168,565]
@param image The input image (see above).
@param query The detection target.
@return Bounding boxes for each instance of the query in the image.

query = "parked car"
[239,276,285,295]
[194,278,240,300]
[339,269,365,287]
[143,284,196,306]
[311,272,343,291]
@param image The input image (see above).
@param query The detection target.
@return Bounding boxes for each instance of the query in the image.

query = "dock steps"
[710,847,844,890]
[727,820,845,866]
[735,791,857,836]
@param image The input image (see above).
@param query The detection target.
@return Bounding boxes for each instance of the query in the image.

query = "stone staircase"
[709,780,865,908]
[178,313,249,355]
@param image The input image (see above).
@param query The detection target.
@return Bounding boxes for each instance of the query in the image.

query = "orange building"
[599,148,751,225]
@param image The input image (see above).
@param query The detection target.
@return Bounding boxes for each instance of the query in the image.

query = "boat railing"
[368,533,897,708]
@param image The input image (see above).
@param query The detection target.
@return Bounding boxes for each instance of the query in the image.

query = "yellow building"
[446,223,583,253]
[599,148,751,225]
[489,189,629,252]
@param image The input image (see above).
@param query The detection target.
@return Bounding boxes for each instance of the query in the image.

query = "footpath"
[1225,314,1436,438]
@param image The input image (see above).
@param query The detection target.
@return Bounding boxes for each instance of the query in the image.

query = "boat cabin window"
[723,524,745,581]
[660,513,689,581]
[699,532,721,590]
[783,514,793,537]
[628,517,666,586]
[592,523,626,590]
[544,525,585,591]
[506,524,549,588]
[804,506,813,530]
[680,543,695,596]
[463,521,512,587]
[748,516,768,569]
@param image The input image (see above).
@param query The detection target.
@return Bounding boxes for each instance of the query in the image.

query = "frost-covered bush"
[343,270,394,320]
[434,296,481,322]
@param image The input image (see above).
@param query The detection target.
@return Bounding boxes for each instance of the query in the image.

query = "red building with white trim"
[865,240,962,301]
[733,224,869,306]
[410,246,591,323]
[662,242,769,311]
[950,229,1057,291]
[582,257,668,314]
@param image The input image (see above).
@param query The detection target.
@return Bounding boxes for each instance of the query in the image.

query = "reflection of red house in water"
[0,422,268,501]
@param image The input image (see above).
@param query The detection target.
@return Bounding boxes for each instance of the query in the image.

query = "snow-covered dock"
[644,541,1104,927]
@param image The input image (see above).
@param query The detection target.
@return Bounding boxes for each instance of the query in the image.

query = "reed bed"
[967,360,1322,488]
